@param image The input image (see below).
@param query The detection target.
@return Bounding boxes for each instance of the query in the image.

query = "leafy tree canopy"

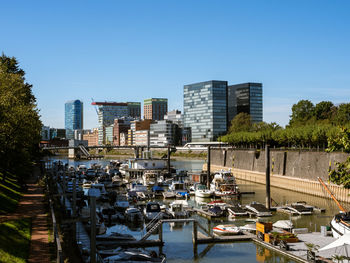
[335,103,350,125]
[289,100,314,126]
[228,112,251,133]
[0,54,42,182]
[314,101,335,121]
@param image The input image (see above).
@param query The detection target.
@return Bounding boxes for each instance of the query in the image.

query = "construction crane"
[91,98,99,115]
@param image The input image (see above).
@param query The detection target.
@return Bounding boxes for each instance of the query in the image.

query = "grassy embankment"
[0,218,31,262]
[0,173,31,263]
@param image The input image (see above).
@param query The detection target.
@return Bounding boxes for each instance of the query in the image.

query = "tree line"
[220,100,350,149]
[0,54,42,183]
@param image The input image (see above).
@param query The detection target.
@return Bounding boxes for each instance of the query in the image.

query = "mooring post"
[62,172,66,210]
[265,145,271,210]
[192,220,198,245]
[134,147,138,158]
[159,222,163,243]
[207,146,211,189]
[90,196,96,263]
[167,146,171,174]
[72,177,77,239]
[72,178,77,217]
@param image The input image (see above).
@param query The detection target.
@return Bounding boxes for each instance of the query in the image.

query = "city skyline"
[1,1,349,129]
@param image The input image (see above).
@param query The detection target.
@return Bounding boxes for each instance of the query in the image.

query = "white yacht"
[194,184,213,198]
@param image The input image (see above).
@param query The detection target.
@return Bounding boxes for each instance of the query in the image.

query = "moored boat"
[227,204,249,217]
[245,202,272,217]
[125,207,144,222]
[195,184,213,198]
[213,224,241,235]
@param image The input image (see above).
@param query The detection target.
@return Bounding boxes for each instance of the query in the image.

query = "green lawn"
[0,218,31,263]
[0,173,22,214]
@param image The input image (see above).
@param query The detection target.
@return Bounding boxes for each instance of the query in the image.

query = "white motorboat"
[283,202,313,215]
[213,224,241,235]
[227,204,249,217]
[125,207,144,222]
[143,202,162,221]
[195,184,213,198]
[142,171,157,186]
[239,223,256,233]
[273,220,294,230]
[168,181,189,199]
[162,190,176,199]
[210,170,240,198]
[103,249,164,262]
[319,177,350,238]
[245,202,272,217]
[169,200,189,218]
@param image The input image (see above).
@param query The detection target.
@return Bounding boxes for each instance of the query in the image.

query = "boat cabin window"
[147,204,160,212]
[197,185,206,190]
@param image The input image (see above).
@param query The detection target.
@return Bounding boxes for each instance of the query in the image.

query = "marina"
[46,156,348,263]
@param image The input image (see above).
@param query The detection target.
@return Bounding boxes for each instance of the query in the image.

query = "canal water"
[49,157,342,263]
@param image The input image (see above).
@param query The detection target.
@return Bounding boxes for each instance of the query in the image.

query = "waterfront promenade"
[0,168,50,263]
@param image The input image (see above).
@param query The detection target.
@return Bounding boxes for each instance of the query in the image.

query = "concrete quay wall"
[206,149,350,203]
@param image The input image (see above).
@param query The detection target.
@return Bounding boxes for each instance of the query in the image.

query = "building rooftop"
[91,102,128,106]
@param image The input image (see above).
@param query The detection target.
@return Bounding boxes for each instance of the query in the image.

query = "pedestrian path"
[0,173,50,263]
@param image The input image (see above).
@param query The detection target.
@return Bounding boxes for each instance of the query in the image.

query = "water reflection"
[48,157,340,262]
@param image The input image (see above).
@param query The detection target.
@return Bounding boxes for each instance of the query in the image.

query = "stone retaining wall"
[205,149,350,203]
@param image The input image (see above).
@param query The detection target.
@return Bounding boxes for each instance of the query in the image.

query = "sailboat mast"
[318,177,346,212]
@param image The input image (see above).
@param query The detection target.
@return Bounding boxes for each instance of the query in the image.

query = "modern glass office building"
[144,98,168,120]
[92,102,128,145]
[184,80,228,142]
[227,83,263,123]
[65,100,83,139]
[127,102,141,118]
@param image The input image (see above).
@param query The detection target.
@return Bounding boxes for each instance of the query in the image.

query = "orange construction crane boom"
[318,177,346,212]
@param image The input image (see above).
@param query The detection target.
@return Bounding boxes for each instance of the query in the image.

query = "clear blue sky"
[2,0,350,128]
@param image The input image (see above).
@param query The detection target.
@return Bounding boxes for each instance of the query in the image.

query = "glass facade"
[227,83,263,124]
[105,124,114,145]
[144,98,168,120]
[65,100,83,139]
[249,84,263,123]
[127,102,141,118]
[184,80,227,142]
[150,120,176,146]
[96,103,128,145]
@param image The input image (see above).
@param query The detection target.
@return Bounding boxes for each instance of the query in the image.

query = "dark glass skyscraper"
[184,80,227,142]
[65,100,83,139]
[228,83,263,123]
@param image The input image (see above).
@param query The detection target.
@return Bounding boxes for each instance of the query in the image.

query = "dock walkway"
[197,231,255,244]
[254,232,337,263]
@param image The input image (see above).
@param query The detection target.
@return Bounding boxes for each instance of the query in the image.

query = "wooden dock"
[96,239,163,249]
[196,231,255,244]
[192,208,226,220]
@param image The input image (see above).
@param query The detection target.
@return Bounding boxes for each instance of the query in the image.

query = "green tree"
[228,112,251,133]
[335,103,350,125]
[0,54,42,183]
[289,100,315,126]
[327,127,350,188]
[314,101,335,121]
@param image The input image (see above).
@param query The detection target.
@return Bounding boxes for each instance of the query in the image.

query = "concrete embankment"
[205,149,350,203]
